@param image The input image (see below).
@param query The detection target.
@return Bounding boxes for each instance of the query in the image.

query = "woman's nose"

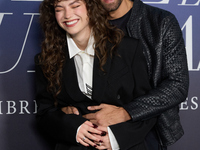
[64,8,73,19]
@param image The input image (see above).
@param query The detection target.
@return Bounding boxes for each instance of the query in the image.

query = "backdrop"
[0,0,199,150]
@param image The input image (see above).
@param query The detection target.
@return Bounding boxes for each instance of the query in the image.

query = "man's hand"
[61,106,79,115]
[83,104,131,127]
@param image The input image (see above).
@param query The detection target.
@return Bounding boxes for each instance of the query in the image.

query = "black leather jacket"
[123,0,189,146]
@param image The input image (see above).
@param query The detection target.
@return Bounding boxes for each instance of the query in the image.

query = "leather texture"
[123,0,189,146]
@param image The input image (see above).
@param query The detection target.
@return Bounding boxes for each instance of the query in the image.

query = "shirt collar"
[67,33,95,59]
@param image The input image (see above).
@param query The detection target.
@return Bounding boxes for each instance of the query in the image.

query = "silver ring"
[82,137,86,141]
[99,142,101,146]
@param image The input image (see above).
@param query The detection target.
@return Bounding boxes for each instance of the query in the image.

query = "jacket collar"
[127,0,142,38]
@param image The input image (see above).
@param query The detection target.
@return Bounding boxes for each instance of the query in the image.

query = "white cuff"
[107,127,120,150]
[76,125,81,143]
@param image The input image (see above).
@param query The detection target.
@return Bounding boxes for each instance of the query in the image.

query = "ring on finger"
[99,142,101,146]
[82,137,86,141]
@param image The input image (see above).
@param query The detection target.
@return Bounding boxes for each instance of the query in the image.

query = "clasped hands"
[61,104,131,149]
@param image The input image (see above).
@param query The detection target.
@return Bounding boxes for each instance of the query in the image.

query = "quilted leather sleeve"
[124,10,189,122]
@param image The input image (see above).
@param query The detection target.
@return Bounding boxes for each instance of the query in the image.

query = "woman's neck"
[71,29,91,50]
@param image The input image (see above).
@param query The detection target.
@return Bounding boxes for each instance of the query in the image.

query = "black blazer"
[35,36,156,150]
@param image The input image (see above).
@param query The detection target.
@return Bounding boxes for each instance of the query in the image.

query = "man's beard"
[102,0,123,12]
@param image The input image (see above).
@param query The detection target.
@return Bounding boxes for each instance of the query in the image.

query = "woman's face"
[55,0,90,38]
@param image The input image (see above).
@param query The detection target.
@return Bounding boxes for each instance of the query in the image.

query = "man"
[63,0,189,149]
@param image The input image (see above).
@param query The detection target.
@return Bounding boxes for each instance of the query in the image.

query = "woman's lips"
[64,19,78,27]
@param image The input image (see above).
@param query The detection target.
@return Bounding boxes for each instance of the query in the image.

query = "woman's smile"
[64,19,79,27]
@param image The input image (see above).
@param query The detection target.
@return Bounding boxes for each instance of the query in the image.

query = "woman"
[35,0,156,149]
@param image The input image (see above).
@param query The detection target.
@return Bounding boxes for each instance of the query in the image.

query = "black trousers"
[55,129,167,150]
[145,129,167,150]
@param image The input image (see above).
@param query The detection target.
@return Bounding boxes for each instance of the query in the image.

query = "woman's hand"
[77,121,103,147]
[92,126,112,150]
[62,106,111,149]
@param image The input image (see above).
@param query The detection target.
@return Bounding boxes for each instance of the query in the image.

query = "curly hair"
[38,0,123,98]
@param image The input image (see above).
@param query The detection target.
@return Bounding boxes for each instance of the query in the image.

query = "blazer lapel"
[63,49,86,101]
[92,45,112,103]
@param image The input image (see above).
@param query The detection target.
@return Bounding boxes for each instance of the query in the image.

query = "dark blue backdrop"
[0,0,199,150]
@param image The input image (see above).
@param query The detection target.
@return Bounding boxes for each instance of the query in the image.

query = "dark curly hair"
[38,0,123,98]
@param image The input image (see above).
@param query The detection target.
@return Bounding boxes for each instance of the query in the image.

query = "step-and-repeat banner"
[0,0,199,150]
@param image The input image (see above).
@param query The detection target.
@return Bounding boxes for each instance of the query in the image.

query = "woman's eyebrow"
[55,5,62,8]
[54,0,80,8]
[69,0,80,6]
[54,3,63,8]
